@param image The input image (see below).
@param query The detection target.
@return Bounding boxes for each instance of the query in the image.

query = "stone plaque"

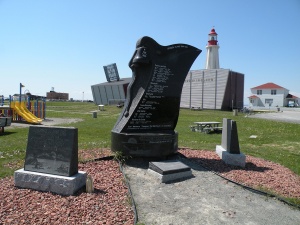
[149,160,191,175]
[24,126,78,176]
[111,36,201,157]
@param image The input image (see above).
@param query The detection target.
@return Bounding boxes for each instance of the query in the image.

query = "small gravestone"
[111,36,201,157]
[14,126,86,195]
[148,160,192,183]
[216,118,246,167]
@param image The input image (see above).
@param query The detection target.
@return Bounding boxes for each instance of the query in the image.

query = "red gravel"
[179,148,300,199]
[0,151,134,225]
[1,148,299,224]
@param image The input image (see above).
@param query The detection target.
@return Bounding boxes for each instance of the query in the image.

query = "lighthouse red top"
[208,28,218,46]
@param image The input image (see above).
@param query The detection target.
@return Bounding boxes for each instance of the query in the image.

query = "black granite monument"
[24,126,78,176]
[111,36,201,157]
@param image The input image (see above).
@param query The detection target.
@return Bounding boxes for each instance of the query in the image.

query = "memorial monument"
[14,126,86,195]
[216,118,246,167]
[111,36,201,157]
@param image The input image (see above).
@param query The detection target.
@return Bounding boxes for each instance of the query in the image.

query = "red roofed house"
[248,82,299,107]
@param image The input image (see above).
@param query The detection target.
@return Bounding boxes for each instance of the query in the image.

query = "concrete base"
[111,131,178,157]
[148,169,193,183]
[148,160,193,183]
[216,145,246,168]
[14,169,87,196]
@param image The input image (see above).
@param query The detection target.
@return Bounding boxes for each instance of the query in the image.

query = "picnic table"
[191,121,222,134]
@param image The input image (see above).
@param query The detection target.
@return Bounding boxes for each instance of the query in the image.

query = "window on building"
[271,90,276,95]
[250,99,254,103]
[265,99,273,104]
[257,90,262,95]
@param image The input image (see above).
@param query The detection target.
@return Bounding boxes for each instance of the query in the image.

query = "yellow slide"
[11,102,42,124]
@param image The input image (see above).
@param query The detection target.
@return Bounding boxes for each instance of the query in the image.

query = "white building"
[91,78,131,105]
[248,82,299,107]
[180,69,244,110]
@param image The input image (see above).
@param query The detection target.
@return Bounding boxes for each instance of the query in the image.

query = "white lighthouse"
[205,28,220,69]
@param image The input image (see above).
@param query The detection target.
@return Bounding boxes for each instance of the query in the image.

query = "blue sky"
[0,0,299,103]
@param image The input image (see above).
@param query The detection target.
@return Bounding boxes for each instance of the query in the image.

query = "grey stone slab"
[148,168,193,183]
[14,169,86,196]
[24,126,78,177]
[221,118,240,154]
[216,145,245,167]
[149,160,191,175]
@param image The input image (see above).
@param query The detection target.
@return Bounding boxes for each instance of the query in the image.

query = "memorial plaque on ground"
[111,36,201,157]
[148,160,193,183]
[149,160,191,175]
[24,126,78,176]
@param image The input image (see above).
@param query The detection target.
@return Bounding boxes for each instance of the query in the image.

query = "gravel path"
[124,151,300,225]
[248,110,300,124]
[6,118,84,129]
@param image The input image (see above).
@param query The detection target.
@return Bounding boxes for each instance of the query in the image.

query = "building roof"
[209,28,217,35]
[248,95,259,99]
[251,82,285,90]
[286,94,299,99]
[91,77,132,87]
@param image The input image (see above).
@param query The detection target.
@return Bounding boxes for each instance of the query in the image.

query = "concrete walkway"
[124,157,300,225]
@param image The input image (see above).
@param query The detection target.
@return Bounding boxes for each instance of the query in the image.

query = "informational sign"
[103,63,120,82]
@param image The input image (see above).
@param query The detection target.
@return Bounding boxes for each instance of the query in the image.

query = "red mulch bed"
[0,149,133,225]
[1,148,299,224]
[179,148,300,199]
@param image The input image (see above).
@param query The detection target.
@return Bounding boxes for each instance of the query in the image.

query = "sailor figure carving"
[111,36,201,157]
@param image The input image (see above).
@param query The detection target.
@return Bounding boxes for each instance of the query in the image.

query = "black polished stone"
[24,126,78,177]
[149,160,191,175]
[111,36,201,157]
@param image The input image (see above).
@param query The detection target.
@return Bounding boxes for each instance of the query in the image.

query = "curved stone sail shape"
[112,36,201,157]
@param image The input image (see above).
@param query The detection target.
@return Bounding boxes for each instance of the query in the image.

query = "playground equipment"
[0,95,46,125]
[10,102,43,124]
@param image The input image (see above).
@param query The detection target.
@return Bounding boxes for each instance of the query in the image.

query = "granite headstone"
[216,118,245,167]
[111,36,201,157]
[15,126,86,195]
[24,126,78,176]
[221,118,240,154]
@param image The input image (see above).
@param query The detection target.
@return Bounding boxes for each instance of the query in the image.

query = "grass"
[1,102,300,180]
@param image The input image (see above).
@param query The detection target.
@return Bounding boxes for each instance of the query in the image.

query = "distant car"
[288,103,295,107]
